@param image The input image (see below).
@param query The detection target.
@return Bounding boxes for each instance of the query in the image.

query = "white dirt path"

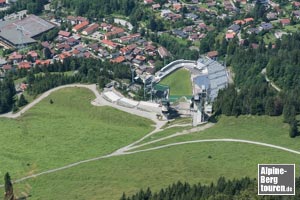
[0,138,299,188]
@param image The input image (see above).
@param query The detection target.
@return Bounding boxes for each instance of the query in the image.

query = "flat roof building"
[0,14,55,48]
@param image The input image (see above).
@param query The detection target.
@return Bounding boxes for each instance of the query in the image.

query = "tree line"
[16,57,131,96]
[0,57,132,114]
[51,0,136,19]
[0,77,16,114]
[213,32,300,137]
[121,176,300,200]
[0,0,48,18]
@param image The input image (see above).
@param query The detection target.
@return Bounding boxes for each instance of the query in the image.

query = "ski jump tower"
[191,86,207,126]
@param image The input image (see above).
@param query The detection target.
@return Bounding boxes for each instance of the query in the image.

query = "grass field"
[134,115,300,151]
[12,142,300,199]
[160,68,192,97]
[0,88,153,184]
[136,126,192,145]
[2,87,300,199]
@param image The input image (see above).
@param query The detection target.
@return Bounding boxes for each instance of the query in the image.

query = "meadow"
[12,142,300,199]
[132,115,300,151]
[0,87,153,184]
[1,87,299,200]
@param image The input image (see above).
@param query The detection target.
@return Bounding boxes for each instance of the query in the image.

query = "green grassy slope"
[0,88,153,182]
[135,115,300,151]
[12,142,300,200]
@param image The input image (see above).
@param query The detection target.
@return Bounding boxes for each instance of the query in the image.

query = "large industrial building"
[0,14,55,48]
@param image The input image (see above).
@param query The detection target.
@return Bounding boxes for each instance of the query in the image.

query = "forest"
[0,0,48,18]
[121,177,300,200]
[213,33,300,137]
[0,57,132,113]
[24,57,131,96]
[51,0,136,19]
[0,77,16,114]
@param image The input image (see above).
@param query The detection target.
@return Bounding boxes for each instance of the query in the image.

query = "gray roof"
[228,24,240,32]
[0,15,55,46]
[260,22,273,30]
[194,75,210,89]
[196,57,228,101]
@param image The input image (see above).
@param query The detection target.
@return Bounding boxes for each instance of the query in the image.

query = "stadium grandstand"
[154,57,228,102]
[0,15,55,48]
[193,57,228,101]
[154,59,196,82]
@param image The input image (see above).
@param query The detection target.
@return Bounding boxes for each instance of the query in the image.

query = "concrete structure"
[155,57,229,126]
[154,59,197,82]
[194,57,228,101]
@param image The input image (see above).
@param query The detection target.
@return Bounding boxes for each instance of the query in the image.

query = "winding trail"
[261,68,282,92]
[128,123,215,151]
[0,84,165,129]
[0,84,100,119]
[124,139,300,155]
[0,138,299,188]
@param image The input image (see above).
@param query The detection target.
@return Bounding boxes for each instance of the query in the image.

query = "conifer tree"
[4,172,14,200]
[18,94,28,107]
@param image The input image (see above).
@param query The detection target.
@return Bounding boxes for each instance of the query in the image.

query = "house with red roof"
[104,27,125,40]
[36,59,51,66]
[20,83,27,91]
[72,21,89,33]
[27,51,38,61]
[144,0,154,4]
[173,3,182,12]
[280,18,291,26]
[18,62,31,69]
[58,52,72,63]
[82,23,99,35]
[84,52,91,58]
[2,64,12,71]
[225,32,236,40]
[293,1,300,8]
[56,43,71,51]
[8,52,23,63]
[234,20,245,25]
[207,51,218,59]
[101,39,118,50]
[118,33,141,44]
[110,56,125,64]
[58,30,71,38]
[152,4,161,10]
[120,44,137,55]
[244,18,254,23]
